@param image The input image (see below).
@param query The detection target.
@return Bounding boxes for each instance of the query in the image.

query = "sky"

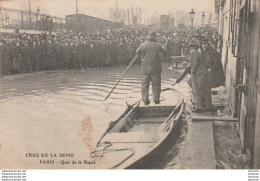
[1,0,215,23]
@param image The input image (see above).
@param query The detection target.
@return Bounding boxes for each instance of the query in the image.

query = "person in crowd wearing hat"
[31,40,40,71]
[54,39,63,70]
[125,39,135,66]
[0,39,11,75]
[89,40,97,68]
[12,41,22,74]
[39,39,47,70]
[94,39,102,68]
[46,39,56,70]
[172,38,182,56]
[201,38,225,111]
[71,37,79,69]
[103,39,111,67]
[81,39,91,69]
[61,41,70,69]
[23,40,33,73]
[135,31,167,105]
[109,40,118,67]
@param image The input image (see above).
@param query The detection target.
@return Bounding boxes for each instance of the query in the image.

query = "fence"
[0,7,66,33]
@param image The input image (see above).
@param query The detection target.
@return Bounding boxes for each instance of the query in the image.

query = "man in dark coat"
[31,40,40,71]
[79,40,90,69]
[46,39,56,70]
[201,39,225,88]
[95,40,104,68]
[62,41,71,69]
[0,39,11,75]
[38,40,46,70]
[12,41,23,73]
[189,43,207,112]
[201,39,225,111]
[136,31,166,105]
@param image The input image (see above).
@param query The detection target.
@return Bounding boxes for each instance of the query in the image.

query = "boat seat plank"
[136,117,166,124]
[137,106,174,117]
[102,132,160,143]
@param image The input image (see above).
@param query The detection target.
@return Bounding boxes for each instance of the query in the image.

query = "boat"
[90,88,185,169]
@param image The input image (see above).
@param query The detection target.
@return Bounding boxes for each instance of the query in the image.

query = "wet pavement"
[0,62,189,169]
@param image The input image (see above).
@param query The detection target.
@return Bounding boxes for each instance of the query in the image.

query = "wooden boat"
[90,88,185,169]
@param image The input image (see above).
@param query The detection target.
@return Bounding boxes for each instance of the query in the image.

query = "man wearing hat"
[31,40,40,71]
[12,41,23,73]
[46,38,56,70]
[135,31,166,105]
[201,38,225,111]
[0,39,11,75]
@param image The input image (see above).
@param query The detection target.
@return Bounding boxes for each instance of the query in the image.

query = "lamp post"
[189,9,195,28]
[202,12,205,26]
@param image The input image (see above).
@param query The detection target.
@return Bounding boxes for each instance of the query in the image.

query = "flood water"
[0,62,190,169]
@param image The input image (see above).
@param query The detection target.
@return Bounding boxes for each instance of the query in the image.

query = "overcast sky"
[1,0,215,21]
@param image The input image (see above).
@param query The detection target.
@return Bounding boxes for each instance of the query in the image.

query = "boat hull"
[91,89,185,169]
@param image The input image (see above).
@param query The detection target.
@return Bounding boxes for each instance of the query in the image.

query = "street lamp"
[189,9,195,28]
[202,12,205,26]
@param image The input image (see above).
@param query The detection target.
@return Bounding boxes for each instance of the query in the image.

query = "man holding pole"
[136,31,167,105]
[104,31,166,103]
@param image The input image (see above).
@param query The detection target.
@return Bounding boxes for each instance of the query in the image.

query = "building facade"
[215,0,260,168]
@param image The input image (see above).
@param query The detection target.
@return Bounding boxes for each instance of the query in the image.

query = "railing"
[0,7,66,32]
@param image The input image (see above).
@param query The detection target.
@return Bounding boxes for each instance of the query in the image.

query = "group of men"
[135,28,224,112]
[0,30,139,75]
[0,27,190,76]
[174,34,224,112]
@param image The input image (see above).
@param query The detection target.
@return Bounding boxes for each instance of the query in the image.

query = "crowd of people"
[1,25,225,112]
[0,26,222,76]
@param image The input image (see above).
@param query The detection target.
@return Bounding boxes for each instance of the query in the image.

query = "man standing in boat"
[136,31,167,105]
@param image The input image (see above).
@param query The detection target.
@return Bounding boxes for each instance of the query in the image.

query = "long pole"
[104,55,138,101]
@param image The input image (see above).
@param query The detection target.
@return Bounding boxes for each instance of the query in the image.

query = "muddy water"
[0,62,189,169]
